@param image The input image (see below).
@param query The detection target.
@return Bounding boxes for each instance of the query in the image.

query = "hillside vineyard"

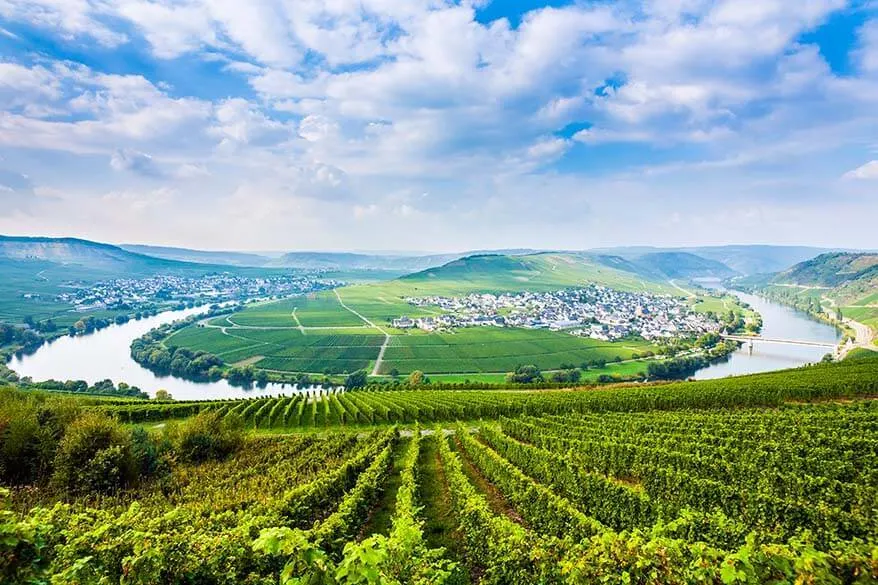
[2,354,877,584]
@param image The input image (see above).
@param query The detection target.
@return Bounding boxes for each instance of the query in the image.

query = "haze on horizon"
[1,1,877,252]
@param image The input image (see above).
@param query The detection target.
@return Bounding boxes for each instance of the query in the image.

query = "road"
[333,289,391,376]
[838,317,877,359]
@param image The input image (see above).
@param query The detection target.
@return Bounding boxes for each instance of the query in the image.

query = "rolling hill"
[761,253,878,346]
[398,252,675,294]
[270,251,464,271]
[772,252,878,288]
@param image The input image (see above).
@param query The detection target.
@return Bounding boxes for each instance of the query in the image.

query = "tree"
[154,389,173,401]
[506,364,543,384]
[345,370,368,390]
[408,370,425,386]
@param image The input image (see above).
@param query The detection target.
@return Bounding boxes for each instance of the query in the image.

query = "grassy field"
[169,320,656,376]
[423,360,650,384]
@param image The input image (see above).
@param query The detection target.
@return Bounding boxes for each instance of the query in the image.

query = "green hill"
[772,252,878,288]
[758,253,878,344]
[399,252,674,295]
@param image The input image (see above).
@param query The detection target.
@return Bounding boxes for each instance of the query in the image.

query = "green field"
[169,320,655,376]
[853,291,878,305]
[0,258,113,324]
[225,292,366,328]
[166,325,386,373]
[380,329,653,374]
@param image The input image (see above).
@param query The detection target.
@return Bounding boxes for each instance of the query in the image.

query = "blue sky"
[0,0,876,252]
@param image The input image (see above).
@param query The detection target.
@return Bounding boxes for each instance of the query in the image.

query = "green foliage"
[344,370,368,390]
[3,354,878,583]
[51,411,133,495]
[505,364,543,384]
[0,488,51,584]
[0,390,84,486]
[167,410,244,463]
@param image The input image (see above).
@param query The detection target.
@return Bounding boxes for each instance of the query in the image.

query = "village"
[54,273,337,313]
[393,284,722,341]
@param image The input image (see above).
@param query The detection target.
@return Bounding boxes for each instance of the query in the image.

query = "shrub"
[129,426,169,481]
[0,390,80,486]
[169,411,244,463]
[51,412,133,495]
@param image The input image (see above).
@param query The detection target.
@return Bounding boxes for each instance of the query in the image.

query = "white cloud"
[844,160,878,180]
[0,0,127,46]
[114,1,216,59]
[297,114,339,142]
[175,163,210,179]
[1,1,877,249]
[210,98,292,147]
[110,148,163,177]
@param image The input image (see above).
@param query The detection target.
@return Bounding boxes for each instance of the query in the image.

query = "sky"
[0,0,876,253]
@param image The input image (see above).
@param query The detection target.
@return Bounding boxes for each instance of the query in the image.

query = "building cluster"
[394,284,721,341]
[55,273,337,313]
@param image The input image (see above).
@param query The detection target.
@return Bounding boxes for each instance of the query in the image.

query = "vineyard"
[2,355,878,583]
[102,354,878,427]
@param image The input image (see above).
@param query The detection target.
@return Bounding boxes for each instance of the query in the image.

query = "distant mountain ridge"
[3,235,861,284]
[591,245,839,276]
[0,235,234,276]
[631,252,738,279]
[120,244,272,267]
[121,243,541,272]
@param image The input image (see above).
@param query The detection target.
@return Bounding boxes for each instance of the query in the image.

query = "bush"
[51,412,133,495]
[506,364,543,384]
[0,390,80,486]
[169,411,244,463]
[129,426,169,480]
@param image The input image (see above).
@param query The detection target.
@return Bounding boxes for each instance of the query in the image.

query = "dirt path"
[453,436,527,527]
[668,279,696,299]
[332,289,392,376]
[359,439,406,538]
[291,307,305,334]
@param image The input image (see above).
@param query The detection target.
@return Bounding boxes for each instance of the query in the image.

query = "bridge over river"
[720,334,837,349]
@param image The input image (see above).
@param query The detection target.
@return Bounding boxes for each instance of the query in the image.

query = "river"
[8,306,308,401]
[9,291,842,396]
[692,290,841,380]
